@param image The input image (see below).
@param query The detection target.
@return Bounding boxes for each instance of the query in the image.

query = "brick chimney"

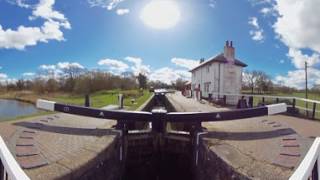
[224,40,235,61]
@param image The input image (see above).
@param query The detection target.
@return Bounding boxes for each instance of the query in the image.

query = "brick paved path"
[167,92,318,180]
[0,113,117,180]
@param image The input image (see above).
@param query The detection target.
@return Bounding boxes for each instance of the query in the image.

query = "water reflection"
[0,99,41,121]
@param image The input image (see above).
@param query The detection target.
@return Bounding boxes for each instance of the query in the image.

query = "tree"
[16,79,25,90]
[46,78,59,93]
[243,70,258,93]
[243,70,273,94]
[32,78,46,94]
[173,78,187,91]
[60,63,85,92]
[137,73,147,89]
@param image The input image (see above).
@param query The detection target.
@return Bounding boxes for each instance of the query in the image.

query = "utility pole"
[305,61,308,116]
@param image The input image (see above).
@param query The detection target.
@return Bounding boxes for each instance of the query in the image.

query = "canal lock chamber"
[121,93,195,180]
[78,93,246,180]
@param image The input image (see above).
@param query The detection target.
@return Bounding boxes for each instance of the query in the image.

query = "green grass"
[245,91,320,119]
[51,89,152,110]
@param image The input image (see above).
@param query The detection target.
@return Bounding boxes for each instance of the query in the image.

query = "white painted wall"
[191,62,243,105]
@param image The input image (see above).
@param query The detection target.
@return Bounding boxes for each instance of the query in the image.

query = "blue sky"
[0,0,320,88]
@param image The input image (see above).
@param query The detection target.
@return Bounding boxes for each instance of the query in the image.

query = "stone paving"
[0,113,117,180]
[167,92,319,180]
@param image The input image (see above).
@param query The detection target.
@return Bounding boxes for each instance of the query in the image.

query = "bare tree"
[243,70,258,93]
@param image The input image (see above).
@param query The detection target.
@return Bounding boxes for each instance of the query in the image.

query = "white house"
[190,41,247,105]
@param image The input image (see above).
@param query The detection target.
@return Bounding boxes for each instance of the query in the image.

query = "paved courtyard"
[0,113,117,180]
[167,92,319,179]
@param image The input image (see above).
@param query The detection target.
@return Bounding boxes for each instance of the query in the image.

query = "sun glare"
[140,0,181,30]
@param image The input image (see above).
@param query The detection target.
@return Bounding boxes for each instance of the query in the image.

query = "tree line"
[242,70,297,94]
[0,67,149,95]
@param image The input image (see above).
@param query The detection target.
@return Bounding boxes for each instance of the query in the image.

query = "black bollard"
[248,96,253,108]
[84,94,90,107]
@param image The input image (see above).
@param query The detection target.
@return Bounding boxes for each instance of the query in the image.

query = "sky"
[0,0,320,89]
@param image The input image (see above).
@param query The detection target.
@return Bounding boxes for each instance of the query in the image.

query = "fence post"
[223,95,226,105]
[312,103,317,119]
[262,97,265,104]
[292,98,296,109]
[118,94,124,109]
[249,96,253,108]
[84,94,90,107]
[276,98,279,103]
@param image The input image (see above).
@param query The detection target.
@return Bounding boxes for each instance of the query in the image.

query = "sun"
[140,0,181,30]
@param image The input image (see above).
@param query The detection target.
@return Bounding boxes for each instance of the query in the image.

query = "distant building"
[190,41,247,105]
[182,81,191,97]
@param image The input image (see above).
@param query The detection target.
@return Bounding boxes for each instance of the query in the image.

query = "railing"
[206,92,320,119]
[290,137,320,180]
[0,136,30,180]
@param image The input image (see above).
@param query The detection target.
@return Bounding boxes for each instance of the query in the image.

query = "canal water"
[0,99,41,121]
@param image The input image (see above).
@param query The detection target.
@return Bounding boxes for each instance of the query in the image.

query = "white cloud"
[125,56,151,75]
[22,72,35,76]
[38,61,84,79]
[125,56,142,65]
[274,68,320,89]
[116,8,129,15]
[98,58,129,73]
[208,0,215,8]
[279,59,285,64]
[260,7,276,16]
[248,17,259,29]
[0,73,17,84]
[171,57,198,70]
[0,0,70,50]
[30,0,70,27]
[248,17,265,42]
[149,67,190,84]
[39,64,56,70]
[0,73,8,79]
[88,0,125,10]
[6,0,32,8]
[287,48,320,69]
[249,0,275,6]
[57,62,84,70]
[273,0,320,53]
[254,0,320,88]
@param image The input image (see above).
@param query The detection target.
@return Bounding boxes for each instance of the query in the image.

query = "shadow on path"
[205,128,296,141]
[13,121,117,137]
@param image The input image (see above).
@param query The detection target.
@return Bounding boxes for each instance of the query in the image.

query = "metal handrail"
[0,136,30,180]
[209,92,320,104]
[290,137,320,180]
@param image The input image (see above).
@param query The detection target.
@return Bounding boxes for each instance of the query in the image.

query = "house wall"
[191,63,243,105]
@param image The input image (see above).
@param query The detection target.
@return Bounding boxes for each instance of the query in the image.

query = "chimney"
[199,58,205,64]
[224,40,235,61]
